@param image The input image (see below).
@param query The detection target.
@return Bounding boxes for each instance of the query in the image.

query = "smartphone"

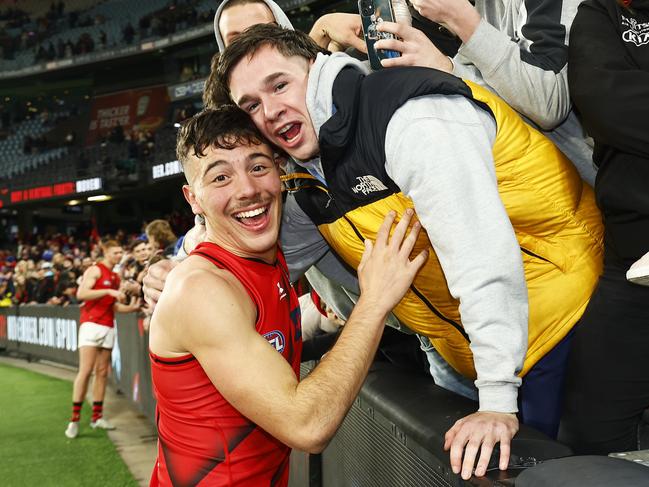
[358,0,401,70]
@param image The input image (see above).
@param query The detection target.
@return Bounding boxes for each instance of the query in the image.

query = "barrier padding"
[515,455,649,486]
[321,362,573,486]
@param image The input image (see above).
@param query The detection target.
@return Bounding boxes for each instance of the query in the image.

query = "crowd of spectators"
[0,2,103,62]
[131,1,215,42]
[0,213,190,308]
[0,0,216,64]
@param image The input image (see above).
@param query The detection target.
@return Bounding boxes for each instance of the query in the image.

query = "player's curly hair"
[176,104,267,168]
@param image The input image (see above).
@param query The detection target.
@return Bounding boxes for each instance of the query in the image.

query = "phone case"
[358,0,401,70]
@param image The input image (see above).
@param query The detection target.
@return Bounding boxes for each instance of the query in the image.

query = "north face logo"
[351,175,388,196]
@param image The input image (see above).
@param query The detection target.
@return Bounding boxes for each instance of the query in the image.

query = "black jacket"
[569,0,649,262]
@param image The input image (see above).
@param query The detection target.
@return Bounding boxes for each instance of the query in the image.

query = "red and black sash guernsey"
[149,242,302,487]
[79,262,120,327]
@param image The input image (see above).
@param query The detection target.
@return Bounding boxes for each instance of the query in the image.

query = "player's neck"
[204,235,278,264]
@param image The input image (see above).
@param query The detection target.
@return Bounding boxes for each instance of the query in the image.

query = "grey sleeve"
[453,0,582,130]
[281,193,360,293]
[385,95,527,413]
[280,193,330,281]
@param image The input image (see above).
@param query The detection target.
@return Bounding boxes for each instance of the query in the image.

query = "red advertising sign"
[11,182,75,203]
[0,315,7,340]
[0,188,8,208]
[7,178,102,205]
[86,85,169,145]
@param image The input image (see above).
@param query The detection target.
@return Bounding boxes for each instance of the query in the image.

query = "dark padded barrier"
[515,456,649,486]
[321,362,573,487]
[111,312,156,421]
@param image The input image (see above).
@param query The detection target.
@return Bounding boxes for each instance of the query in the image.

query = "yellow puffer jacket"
[292,79,603,379]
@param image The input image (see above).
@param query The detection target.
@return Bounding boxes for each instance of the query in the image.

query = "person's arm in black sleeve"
[568,2,649,157]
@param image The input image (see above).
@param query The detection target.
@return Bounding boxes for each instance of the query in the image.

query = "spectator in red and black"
[34,261,57,304]
[12,259,34,304]
[50,271,79,306]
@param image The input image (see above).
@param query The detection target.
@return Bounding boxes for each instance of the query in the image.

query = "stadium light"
[87,195,112,202]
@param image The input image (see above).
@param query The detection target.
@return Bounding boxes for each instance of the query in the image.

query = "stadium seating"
[1,0,215,71]
[0,115,69,179]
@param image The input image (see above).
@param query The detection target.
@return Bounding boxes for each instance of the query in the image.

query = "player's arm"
[76,265,123,301]
[156,212,426,453]
[385,96,525,479]
[114,295,141,313]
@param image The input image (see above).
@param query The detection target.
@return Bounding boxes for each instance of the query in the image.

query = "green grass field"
[0,362,138,487]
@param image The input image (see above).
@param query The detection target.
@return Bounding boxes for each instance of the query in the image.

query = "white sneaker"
[90,417,116,430]
[65,421,79,439]
[627,252,649,286]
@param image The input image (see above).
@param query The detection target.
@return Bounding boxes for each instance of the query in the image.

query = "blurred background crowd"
[0,214,189,307]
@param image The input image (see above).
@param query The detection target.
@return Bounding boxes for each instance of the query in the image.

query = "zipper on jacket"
[520,247,551,264]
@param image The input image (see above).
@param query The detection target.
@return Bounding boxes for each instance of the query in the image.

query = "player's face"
[183,142,282,263]
[229,45,319,162]
[104,246,124,267]
[219,3,275,47]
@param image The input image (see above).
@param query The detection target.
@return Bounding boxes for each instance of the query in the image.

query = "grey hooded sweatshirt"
[213,0,293,51]
[451,0,597,186]
[299,52,526,413]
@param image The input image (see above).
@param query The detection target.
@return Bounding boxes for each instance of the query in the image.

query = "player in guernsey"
[147,105,427,486]
[65,239,140,439]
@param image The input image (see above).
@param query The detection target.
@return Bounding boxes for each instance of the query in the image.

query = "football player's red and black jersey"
[79,262,120,327]
[150,242,302,487]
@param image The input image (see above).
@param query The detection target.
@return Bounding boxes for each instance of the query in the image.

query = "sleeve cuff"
[457,18,510,78]
[478,383,519,414]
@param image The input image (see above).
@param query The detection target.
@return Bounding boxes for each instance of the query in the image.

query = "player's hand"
[126,295,142,313]
[182,216,206,255]
[444,411,518,479]
[358,209,428,314]
[309,13,366,53]
[107,289,126,301]
[375,22,452,72]
[121,279,141,296]
[143,259,178,309]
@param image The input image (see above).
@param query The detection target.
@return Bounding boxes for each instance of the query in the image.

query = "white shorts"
[78,322,116,350]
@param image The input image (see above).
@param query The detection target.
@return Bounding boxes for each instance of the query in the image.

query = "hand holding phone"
[358,0,402,70]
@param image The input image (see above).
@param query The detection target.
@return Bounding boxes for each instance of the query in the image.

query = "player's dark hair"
[176,105,266,166]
